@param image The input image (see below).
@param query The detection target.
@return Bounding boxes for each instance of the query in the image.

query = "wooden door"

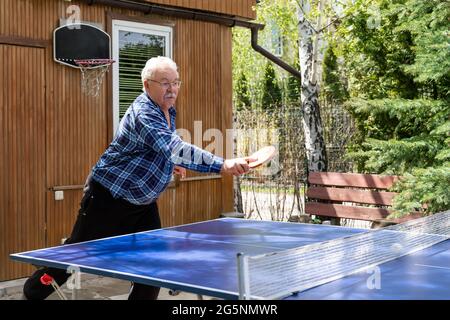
[0,44,46,280]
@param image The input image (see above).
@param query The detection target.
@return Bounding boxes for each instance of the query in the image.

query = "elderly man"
[23,56,252,300]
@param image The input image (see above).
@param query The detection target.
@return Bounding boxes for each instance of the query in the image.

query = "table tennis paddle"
[247,146,276,169]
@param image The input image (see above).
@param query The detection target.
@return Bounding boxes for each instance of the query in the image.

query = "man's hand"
[221,157,256,176]
[173,166,186,178]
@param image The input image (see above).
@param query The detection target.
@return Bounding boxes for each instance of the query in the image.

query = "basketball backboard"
[53,23,111,68]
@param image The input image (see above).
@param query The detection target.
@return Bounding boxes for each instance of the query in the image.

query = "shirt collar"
[144,92,176,117]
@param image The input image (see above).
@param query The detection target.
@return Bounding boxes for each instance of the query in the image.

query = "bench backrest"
[305,172,419,223]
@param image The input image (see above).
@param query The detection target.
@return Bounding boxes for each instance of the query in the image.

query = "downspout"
[250,27,302,79]
[82,0,301,80]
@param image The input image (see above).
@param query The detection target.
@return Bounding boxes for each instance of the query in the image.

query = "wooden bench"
[305,172,422,227]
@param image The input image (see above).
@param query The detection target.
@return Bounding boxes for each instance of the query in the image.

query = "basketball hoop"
[74,59,115,97]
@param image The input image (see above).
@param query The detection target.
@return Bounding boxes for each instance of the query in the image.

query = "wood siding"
[143,0,256,19]
[0,0,235,280]
[0,44,47,280]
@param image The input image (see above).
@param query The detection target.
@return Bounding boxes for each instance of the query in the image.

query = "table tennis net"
[237,210,450,300]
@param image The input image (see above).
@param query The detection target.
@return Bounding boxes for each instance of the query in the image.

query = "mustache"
[164,93,176,99]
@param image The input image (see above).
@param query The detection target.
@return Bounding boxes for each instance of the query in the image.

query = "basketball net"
[74,59,115,97]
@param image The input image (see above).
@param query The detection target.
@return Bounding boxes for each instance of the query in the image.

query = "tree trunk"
[297,0,328,172]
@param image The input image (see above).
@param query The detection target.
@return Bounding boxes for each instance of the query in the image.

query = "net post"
[237,252,251,300]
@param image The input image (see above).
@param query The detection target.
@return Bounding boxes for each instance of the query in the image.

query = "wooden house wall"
[143,0,256,19]
[0,0,241,280]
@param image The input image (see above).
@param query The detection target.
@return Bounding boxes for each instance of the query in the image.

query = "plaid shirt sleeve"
[136,107,224,173]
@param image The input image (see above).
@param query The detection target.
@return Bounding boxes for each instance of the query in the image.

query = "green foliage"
[346,133,447,174]
[390,165,450,217]
[345,99,449,142]
[235,72,252,111]
[336,0,418,99]
[392,0,450,85]
[286,69,301,105]
[231,0,449,216]
[232,0,299,109]
[261,63,283,110]
[232,27,266,106]
[322,45,348,103]
[338,0,450,216]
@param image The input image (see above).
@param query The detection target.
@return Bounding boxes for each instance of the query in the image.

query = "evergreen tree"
[261,62,282,111]
[285,59,301,105]
[235,72,252,111]
[322,45,348,104]
[339,0,450,216]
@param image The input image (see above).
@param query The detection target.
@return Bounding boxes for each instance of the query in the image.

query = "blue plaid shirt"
[91,93,224,205]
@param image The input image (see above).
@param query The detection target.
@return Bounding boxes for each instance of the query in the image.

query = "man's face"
[144,66,180,111]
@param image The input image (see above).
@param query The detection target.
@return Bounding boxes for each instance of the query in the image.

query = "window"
[112,20,172,134]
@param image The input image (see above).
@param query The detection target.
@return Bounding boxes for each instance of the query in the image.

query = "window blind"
[118,31,165,118]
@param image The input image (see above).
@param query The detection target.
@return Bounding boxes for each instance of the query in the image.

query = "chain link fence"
[234,98,355,221]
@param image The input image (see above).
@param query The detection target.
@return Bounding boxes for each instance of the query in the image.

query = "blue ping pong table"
[10,218,450,300]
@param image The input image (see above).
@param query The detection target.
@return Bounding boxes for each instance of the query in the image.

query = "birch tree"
[232,0,343,173]
[296,0,328,172]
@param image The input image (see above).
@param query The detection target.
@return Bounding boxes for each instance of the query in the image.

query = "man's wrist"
[211,157,225,173]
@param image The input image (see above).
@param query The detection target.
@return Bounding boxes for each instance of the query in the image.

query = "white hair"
[141,56,178,91]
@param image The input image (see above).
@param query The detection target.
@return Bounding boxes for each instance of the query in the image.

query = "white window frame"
[111,20,173,134]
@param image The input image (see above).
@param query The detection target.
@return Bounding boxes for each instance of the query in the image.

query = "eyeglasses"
[149,79,182,90]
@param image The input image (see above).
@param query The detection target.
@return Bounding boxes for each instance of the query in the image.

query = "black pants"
[23,179,161,300]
